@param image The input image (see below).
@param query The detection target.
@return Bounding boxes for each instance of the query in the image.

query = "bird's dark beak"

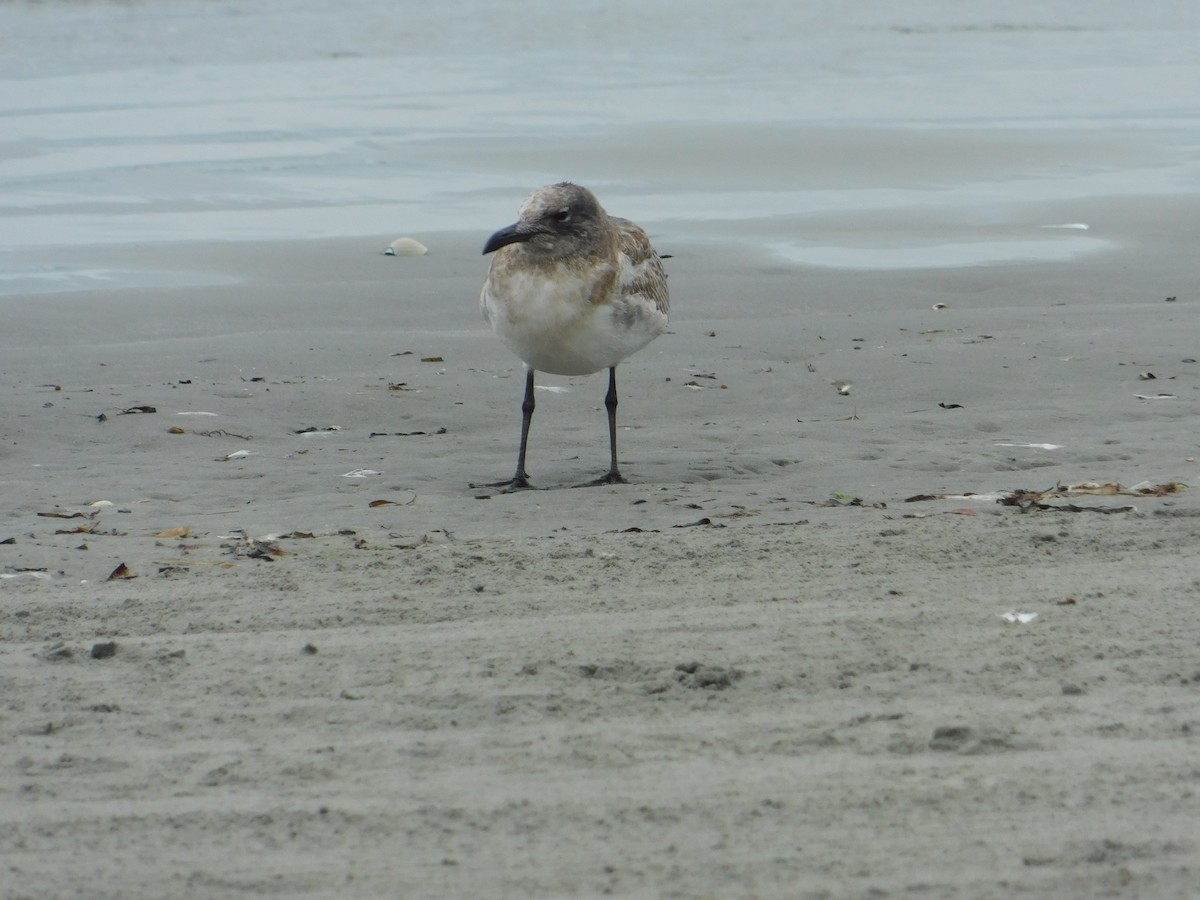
[482,222,534,255]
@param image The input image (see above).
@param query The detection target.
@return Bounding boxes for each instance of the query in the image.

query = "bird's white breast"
[482,260,666,376]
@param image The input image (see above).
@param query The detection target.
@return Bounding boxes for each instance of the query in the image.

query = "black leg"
[506,368,537,491]
[595,366,626,485]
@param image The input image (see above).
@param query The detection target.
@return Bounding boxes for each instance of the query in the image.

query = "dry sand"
[3,212,1199,898]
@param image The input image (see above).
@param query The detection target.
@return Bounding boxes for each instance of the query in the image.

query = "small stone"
[929,725,974,751]
[90,641,118,659]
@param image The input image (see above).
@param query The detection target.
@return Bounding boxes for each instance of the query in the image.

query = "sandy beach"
[3,2,1200,898]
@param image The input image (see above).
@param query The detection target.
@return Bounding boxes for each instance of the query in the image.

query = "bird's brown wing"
[611,216,670,318]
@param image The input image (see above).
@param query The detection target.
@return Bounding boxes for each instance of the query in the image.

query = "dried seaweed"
[903,481,1184,514]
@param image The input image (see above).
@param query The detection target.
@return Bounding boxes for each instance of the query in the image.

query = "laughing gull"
[481,182,670,491]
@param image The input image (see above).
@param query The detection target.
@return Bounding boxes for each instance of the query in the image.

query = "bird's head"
[482,183,607,260]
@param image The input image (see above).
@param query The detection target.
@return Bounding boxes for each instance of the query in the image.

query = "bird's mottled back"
[612,216,669,318]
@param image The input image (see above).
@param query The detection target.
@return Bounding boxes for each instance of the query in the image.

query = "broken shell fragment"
[384,237,428,256]
[1001,610,1038,624]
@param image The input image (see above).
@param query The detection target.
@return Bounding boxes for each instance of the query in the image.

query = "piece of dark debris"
[106,562,135,581]
[368,427,447,437]
[672,517,724,528]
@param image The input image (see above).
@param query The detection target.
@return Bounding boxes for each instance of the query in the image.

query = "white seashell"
[384,237,428,256]
[89,500,114,509]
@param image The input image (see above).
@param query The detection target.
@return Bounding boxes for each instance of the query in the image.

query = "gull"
[481,182,670,491]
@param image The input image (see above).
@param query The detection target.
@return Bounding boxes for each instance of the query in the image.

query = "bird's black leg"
[504,368,537,491]
[593,366,627,485]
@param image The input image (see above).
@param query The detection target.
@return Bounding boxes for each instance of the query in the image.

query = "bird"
[480,182,670,491]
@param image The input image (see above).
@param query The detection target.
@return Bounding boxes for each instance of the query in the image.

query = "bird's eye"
[553,209,571,223]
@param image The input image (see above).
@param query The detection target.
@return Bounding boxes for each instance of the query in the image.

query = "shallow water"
[1,0,1198,292]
